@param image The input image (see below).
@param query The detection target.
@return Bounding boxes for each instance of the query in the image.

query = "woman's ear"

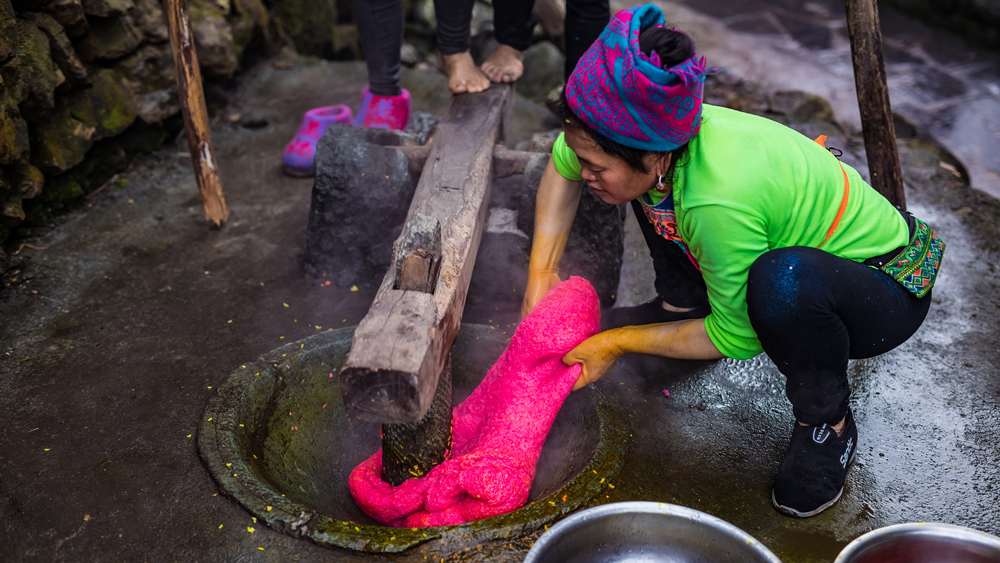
[654,153,673,177]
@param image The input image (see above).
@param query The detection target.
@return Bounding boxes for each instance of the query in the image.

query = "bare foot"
[480,44,525,84]
[440,51,490,94]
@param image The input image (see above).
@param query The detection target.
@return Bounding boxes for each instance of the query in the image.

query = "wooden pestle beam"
[340,85,514,424]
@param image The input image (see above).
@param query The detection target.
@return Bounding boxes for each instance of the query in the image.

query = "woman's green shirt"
[551,104,909,359]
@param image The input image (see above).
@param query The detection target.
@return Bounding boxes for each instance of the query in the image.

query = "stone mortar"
[197,324,631,554]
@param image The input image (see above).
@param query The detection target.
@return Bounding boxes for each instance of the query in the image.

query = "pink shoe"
[282,105,353,177]
[353,87,410,130]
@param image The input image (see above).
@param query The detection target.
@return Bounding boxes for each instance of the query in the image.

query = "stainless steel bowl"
[835,523,1000,563]
[523,501,782,563]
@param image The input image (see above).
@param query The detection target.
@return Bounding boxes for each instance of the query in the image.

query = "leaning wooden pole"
[164,0,229,226]
[844,0,906,210]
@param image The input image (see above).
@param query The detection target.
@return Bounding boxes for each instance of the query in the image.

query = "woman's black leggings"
[634,205,931,426]
[354,0,404,96]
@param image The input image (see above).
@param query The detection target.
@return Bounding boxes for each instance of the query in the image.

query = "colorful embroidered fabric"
[565,4,717,152]
[637,191,700,270]
[878,218,945,298]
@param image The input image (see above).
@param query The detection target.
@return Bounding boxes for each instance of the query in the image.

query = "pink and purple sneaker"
[282,105,353,177]
[353,87,410,130]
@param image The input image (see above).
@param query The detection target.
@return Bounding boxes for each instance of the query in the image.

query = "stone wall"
[0,0,274,246]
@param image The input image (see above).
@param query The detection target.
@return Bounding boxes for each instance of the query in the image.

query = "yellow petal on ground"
[247,526,255,533]
[258,547,264,551]
[266,506,272,511]
[219,524,224,529]
[350,285,359,292]
[283,303,289,307]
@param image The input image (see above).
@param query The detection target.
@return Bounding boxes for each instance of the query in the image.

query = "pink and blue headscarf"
[566,4,716,152]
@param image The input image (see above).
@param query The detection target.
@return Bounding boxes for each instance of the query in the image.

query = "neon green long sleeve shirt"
[551,105,909,359]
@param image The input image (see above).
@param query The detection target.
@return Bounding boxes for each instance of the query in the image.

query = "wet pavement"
[626,0,1000,200]
[2,26,1000,563]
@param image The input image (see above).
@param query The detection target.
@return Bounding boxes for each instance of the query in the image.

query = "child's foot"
[353,87,410,130]
[480,44,525,84]
[441,52,490,94]
[282,105,353,177]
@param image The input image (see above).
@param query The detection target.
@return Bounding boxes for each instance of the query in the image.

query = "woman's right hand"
[521,269,563,319]
[521,158,584,320]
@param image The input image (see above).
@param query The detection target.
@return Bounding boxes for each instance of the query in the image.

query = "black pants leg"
[564,0,609,80]
[632,200,709,309]
[353,0,404,96]
[435,0,476,55]
[746,247,931,426]
[493,0,536,52]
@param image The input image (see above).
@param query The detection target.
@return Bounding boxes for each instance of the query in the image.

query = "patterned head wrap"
[565,4,716,152]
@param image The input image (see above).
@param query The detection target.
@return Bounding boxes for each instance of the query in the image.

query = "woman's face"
[564,127,666,205]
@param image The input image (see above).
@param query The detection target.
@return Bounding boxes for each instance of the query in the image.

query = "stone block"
[43,0,88,37]
[68,67,136,140]
[519,154,625,308]
[518,40,565,103]
[115,44,178,123]
[30,104,94,174]
[468,207,531,305]
[191,6,238,80]
[768,90,834,123]
[15,19,65,114]
[305,124,420,287]
[131,0,167,42]
[73,14,142,61]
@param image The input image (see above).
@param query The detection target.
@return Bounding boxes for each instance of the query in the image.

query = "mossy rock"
[81,0,133,18]
[69,67,136,140]
[0,0,16,62]
[0,97,29,166]
[271,0,337,58]
[16,163,44,199]
[1,54,24,106]
[2,191,25,221]
[16,19,65,114]
[29,104,93,175]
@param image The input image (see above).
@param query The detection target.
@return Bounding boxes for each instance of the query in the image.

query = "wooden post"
[844,0,906,210]
[339,85,514,424]
[164,0,229,226]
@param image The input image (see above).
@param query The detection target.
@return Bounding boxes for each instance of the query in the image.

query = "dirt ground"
[2,25,999,563]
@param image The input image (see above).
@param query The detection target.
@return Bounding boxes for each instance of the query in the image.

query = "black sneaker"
[772,408,858,518]
[601,298,711,330]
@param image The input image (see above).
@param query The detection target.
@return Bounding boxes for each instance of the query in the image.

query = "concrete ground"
[2,11,1000,563]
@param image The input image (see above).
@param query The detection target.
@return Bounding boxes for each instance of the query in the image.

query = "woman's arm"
[564,318,725,390]
[522,157,584,318]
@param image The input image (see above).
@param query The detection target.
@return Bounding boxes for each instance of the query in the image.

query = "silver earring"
[655,175,668,192]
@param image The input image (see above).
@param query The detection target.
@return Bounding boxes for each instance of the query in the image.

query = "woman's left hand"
[563,320,726,391]
[563,330,627,391]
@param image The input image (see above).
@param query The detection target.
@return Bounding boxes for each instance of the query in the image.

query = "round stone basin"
[198,324,630,553]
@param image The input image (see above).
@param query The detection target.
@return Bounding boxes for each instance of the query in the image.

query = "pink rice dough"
[348,276,601,527]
